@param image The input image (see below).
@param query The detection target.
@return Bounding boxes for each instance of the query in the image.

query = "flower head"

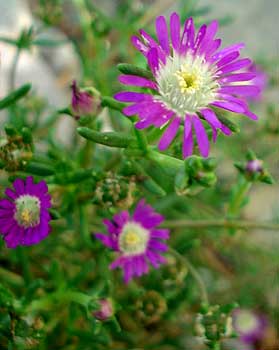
[71,80,94,119]
[0,176,52,248]
[95,199,169,283]
[115,13,260,158]
[233,309,267,344]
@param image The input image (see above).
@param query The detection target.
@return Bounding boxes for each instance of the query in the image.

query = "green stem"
[169,248,209,304]
[228,178,252,218]
[134,129,148,154]
[28,289,93,312]
[9,48,21,91]
[162,219,279,231]
[17,247,32,285]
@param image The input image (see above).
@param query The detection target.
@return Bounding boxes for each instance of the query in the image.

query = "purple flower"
[0,176,52,248]
[95,199,169,283]
[71,80,94,119]
[93,299,114,321]
[115,13,260,158]
[233,309,267,344]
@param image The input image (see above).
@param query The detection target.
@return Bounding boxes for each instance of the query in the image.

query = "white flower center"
[235,310,259,333]
[14,195,41,228]
[119,222,149,256]
[156,53,219,115]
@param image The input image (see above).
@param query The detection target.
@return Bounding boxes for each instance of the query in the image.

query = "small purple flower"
[95,199,169,283]
[71,80,94,119]
[0,176,52,248]
[93,299,114,321]
[233,309,267,344]
[115,13,260,158]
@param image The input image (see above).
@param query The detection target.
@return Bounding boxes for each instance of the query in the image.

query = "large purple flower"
[0,176,52,248]
[95,199,169,283]
[115,13,260,158]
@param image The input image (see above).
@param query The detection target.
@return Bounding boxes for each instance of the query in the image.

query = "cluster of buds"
[162,254,188,289]
[195,303,237,349]
[92,172,137,209]
[175,156,217,196]
[0,125,33,171]
[234,150,274,184]
[134,290,167,326]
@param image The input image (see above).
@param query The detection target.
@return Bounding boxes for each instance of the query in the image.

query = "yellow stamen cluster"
[119,222,149,256]
[21,208,32,226]
[124,231,141,247]
[175,68,202,94]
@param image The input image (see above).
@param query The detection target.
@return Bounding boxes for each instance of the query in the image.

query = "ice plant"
[0,176,52,248]
[95,199,169,283]
[115,13,260,158]
[71,80,94,119]
[233,309,267,344]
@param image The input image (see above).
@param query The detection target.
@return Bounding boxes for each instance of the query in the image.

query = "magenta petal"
[147,47,159,76]
[211,42,245,62]
[219,85,260,97]
[139,29,166,64]
[13,178,25,194]
[193,24,207,53]
[95,233,116,249]
[155,16,170,55]
[218,58,252,75]
[219,72,256,84]
[200,108,222,128]
[123,103,144,116]
[211,100,245,113]
[131,35,148,55]
[243,110,258,120]
[182,115,193,158]
[180,17,195,54]
[192,115,210,158]
[123,261,134,283]
[118,75,157,90]
[170,12,180,52]
[5,188,17,200]
[216,51,240,68]
[199,20,218,55]
[158,116,181,151]
[114,91,148,102]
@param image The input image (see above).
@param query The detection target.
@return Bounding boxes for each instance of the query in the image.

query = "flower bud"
[93,299,113,321]
[71,81,99,119]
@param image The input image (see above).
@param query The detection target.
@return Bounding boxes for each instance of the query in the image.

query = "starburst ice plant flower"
[114,13,260,158]
[0,176,52,248]
[95,199,169,283]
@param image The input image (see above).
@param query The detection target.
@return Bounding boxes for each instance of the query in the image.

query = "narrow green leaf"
[0,83,32,110]
[77,127,135,148]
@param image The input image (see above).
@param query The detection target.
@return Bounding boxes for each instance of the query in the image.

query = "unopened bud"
[93,299,113,321]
